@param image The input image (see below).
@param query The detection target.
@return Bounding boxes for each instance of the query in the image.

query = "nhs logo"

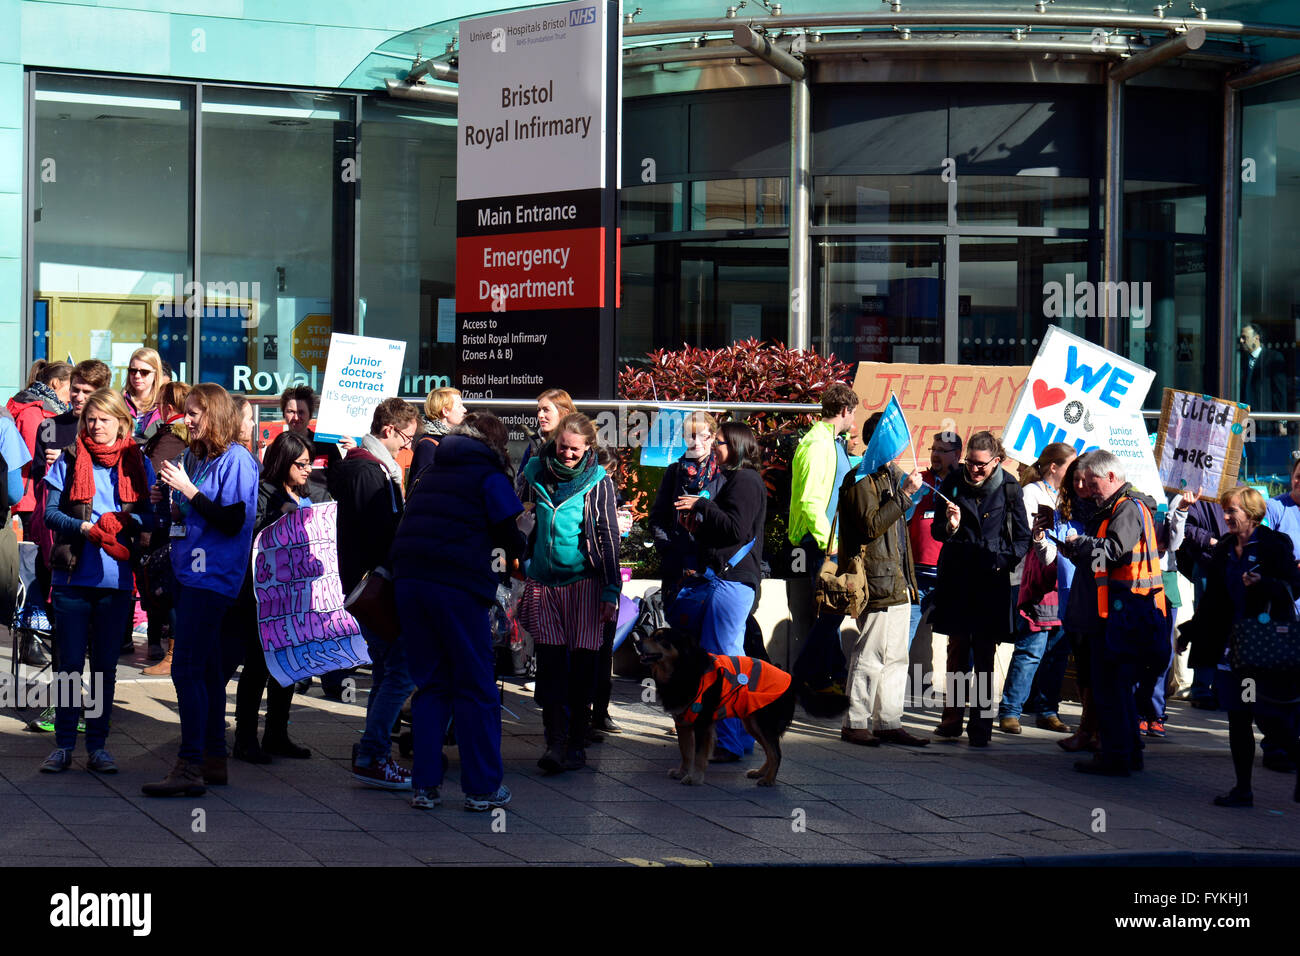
[570,6,597,26]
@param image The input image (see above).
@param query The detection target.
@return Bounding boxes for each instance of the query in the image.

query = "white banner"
[1002,325,1156,466]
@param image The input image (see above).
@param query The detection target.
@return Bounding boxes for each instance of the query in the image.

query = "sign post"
[455,0,621,400]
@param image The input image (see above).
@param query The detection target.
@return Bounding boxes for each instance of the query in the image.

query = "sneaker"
[1138,719,1149,735]
[39,748,72,773]
[86,749,118,774]
[411,787,442,809]
[352,755,412,791]
[464,784,511,812]
[1147,719,1166,738]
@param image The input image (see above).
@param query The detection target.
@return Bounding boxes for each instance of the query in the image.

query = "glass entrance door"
[815,238,944,366]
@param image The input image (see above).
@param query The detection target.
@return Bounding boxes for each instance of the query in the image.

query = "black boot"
[564,649,597,771]
[538,704,567,774]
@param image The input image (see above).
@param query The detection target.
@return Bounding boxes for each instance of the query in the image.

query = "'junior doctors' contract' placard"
[1002,326,1155,466]
[313,333,407,443]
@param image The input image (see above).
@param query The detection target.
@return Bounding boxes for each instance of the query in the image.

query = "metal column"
[1102,71,1123,353]
[1217,83,1239,401]
[789,75,811,351]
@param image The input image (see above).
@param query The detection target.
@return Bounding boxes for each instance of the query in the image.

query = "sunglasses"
[291,459,312,471]
[127,368,153,376]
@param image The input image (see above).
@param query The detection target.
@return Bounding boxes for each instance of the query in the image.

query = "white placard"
[1002,325,1156,465]
[314,333,408,442]
[457,1,609,201]
[1100,413,1165,503]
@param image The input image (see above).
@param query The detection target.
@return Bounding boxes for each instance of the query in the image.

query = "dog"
[638,627,796,786]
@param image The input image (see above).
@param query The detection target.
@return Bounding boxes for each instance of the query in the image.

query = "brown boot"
[1058,688,1096,753]
[142,642,172,677]
[141,759,206,797]
[202,754,228,785]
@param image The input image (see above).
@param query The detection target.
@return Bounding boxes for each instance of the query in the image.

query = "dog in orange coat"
[639,627,796,786]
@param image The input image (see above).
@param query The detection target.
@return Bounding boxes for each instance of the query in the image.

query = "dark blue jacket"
[390,432,525,604]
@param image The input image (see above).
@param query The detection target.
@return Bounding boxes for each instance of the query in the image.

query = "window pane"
[815,238,943,365]
[958,236,1090,366]
[814,175,947,226]
[356,99,457,398]
[32,75,193,384]
[958,176,1091,229]
[198,87,354,393]
[1239,89,1300,481]
[621,182,682,235]
[689,178,786,230]
[1124,181,1207,235]
[1121,239,1211,410]
[618,239,788,365]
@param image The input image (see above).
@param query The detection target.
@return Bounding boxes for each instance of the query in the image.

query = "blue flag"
[856,394,911,478]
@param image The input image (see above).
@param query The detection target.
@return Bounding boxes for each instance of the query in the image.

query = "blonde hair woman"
[123,347,165,443]
[411,386,466,482]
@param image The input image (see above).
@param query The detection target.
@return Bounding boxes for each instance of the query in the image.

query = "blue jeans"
[398,580,502,795]
[907,566,938,651]
[172,585,236,762]
[1024,626,1069,718]
[355,623,414,765]
[1000,622,1066,720]
[51,586,132,753]
[1188,570,1217,703]
[700,579,756,756]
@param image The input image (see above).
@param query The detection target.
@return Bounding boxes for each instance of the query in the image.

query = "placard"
[639,408,690,468]
[1002,325,1155,465]
[314,332,407,443]
[1100,413,1165,504]
[851,361,1030,462]
[252,502,370,688]
[1152,388,1250,502]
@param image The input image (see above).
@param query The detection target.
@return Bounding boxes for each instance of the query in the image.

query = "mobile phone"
[1036,504,1054,524]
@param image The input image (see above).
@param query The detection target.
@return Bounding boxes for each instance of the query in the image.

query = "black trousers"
[1091,643,1142,764]
[940,630,998,743]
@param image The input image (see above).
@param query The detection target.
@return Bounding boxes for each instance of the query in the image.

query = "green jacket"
[788,420,838,549]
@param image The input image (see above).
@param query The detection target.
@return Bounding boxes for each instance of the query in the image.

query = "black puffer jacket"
[930,465,1031,637]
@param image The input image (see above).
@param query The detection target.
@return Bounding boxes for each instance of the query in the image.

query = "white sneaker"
[411,787,441,809]
[464,784,511,812]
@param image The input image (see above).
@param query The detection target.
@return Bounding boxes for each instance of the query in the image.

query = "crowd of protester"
[2,364,1298,812]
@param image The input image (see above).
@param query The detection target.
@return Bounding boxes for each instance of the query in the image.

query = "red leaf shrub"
[616,340,854,575]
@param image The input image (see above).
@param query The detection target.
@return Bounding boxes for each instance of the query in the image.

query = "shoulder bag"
[815,511,870,619]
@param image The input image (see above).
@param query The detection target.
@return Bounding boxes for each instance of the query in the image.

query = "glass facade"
[20,61,1295,453]
[32,75,194,387]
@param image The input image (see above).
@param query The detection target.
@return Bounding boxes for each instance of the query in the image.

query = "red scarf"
[70,433,147,504]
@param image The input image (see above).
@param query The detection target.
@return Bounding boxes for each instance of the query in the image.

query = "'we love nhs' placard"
[1002,326,1155,466]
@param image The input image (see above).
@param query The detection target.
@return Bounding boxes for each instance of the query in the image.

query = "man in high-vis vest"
[1057,449,1168,777]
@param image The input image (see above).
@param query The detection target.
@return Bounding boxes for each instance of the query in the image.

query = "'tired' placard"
[1153,387,1251,502]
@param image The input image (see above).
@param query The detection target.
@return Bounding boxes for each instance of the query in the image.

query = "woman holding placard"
[225,431,330,764]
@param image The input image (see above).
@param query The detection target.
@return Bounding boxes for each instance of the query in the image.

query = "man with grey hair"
[1056,449,1169,776]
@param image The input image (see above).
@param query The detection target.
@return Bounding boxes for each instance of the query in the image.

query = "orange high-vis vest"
[682,655,793,726]
[1094,494,1168,619]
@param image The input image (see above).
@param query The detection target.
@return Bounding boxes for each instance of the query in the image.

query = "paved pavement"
[2,644,1299,867]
